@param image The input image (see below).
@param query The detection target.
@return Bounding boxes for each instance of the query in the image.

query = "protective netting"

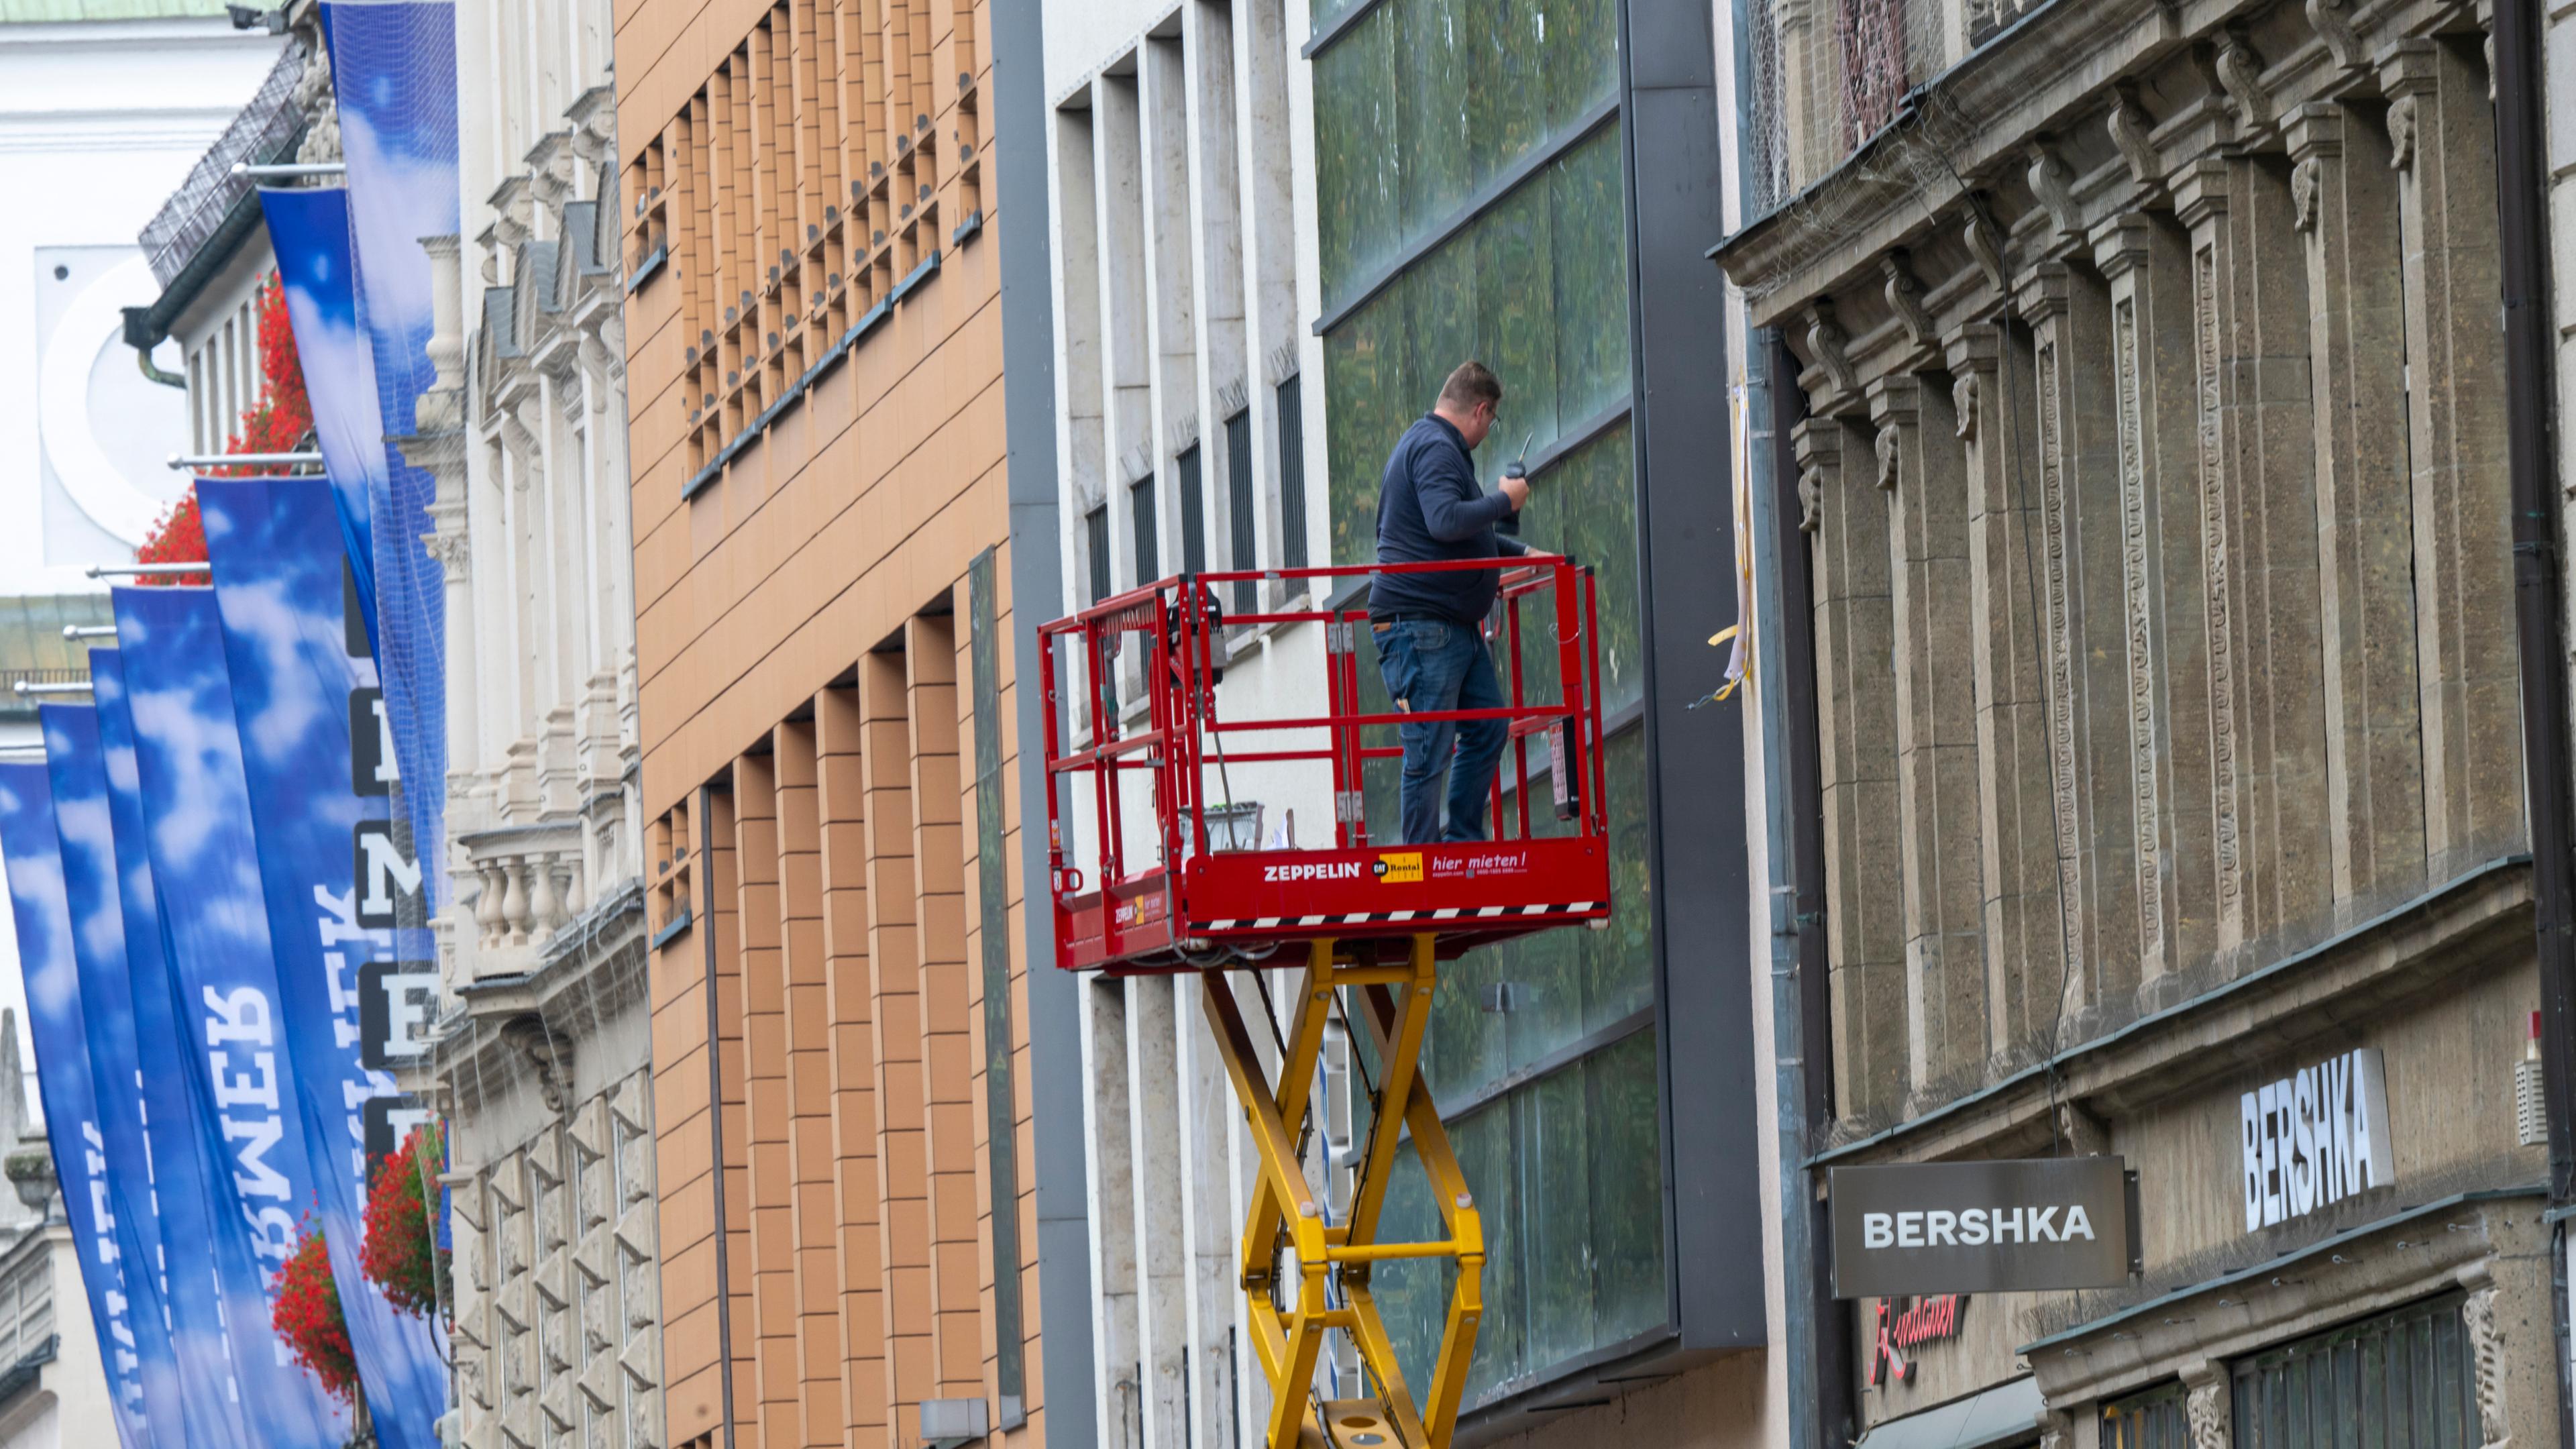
[1738,0,1986,296]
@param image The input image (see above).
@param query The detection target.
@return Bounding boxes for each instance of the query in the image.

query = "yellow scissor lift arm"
[1201,933,1485,1449]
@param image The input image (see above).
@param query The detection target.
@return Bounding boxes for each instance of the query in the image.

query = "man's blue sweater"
[1370,413,1528,626]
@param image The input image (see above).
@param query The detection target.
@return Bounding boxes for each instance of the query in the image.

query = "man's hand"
[1499,474,1531,513]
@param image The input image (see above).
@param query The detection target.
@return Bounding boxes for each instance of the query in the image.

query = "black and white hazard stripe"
[1200,903,1603,930]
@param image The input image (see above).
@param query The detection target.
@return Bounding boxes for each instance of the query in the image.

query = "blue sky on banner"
[109,588,355,1446]
[95,651,347,1449]
[0,764,154,1449]
[39,709,196,1446]
[258,186,381,645]
[327,0,459,914]
[200,477,447,1449]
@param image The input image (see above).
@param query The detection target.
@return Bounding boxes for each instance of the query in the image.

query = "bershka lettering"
[1860,1203,2098,1249]
[2240,1046,2390,1232]
[1264,861,1364,883]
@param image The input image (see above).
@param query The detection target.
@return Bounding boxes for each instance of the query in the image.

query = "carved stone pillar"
[2182,1358,2232,1449]
[2284,101,2428,909]
[1868,371,1988,1103]
[1799,413,1908,1122]
[2174,154,2328,955]
[2382,38,2523,870]
[1949,320,2059,1074]
[2094,209,2216,1003]
[2015,259,2137,1024]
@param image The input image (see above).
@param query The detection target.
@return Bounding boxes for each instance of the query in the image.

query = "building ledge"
[1811,855,2536,1169]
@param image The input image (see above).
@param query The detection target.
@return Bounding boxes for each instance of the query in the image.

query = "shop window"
[2104,1383,2188,1449]
[2231,1293,2480,1449]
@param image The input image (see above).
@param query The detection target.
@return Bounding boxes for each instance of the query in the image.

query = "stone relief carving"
[2388,95,2419,172]
[1874,425,1900,492]
[2462,1285,2509,1447]
[2194,242,2243,915]
[1882,252,1936,354]
[1953,375,1979,442]
[2113,295,2163,967]
[2306,0,2363,71]
[2027,139,2081,238]
[1965,203,2010,294]
[2216,29,2271,128]
[2107,86,2160,188]
[1806,301,1858,399]
[2292,159,2322,233]
[1799,466,1823,533]
[2185,1375,2232,1449]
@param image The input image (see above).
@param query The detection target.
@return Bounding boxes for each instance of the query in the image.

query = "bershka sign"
[1829,1157,2139,1298]
[2241,1046,2392,1232]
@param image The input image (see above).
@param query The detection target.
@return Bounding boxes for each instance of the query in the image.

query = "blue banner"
[257,185,380,643]
[0,763,154,1449]
[110,586,352,1446]
[201,477,447,1449]
[327,0,460,914]
[93,651,344,1449]
[39,708,193,1444]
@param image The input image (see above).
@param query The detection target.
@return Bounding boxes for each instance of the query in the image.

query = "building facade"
[395,0,663,1444]
[1037,3,1334,1444]
[1719,0,2557,1444]
[1034,0,1772,1444]
[614,1,1086,1446]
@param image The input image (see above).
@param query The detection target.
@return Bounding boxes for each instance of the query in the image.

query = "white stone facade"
[1041,3,1336,1446]
[398,0,657,1442]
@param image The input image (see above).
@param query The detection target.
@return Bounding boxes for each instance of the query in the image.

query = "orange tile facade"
[612,0,1040,1444]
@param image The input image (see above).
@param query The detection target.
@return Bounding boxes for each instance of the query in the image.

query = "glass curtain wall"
[1311,0,1662,1409]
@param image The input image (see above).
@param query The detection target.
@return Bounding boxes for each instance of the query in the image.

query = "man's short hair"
[1438,360,1503,411]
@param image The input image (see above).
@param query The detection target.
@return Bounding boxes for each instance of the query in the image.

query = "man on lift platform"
[1369,360,1533,845]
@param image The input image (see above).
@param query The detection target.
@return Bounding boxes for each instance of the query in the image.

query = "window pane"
[1085,504,1110,604]
[1474,175,1558,480]
[1278,374,1309,572]
[1545,0,1619,128]
[1585,1030,1664,1345]
[1551,124,1631,425]
[1227,411,1256,610]
[1131,476,1158,584]
[1314,6,1398,297]
[1326,285,1405,570]
[1399,0,1473,237]
[1177,445,1207,574]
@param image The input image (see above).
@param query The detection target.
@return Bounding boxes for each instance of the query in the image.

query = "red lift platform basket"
[1040,555,1614,1449]
[1040,555,1613,975]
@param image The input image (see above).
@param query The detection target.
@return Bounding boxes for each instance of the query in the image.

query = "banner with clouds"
[0,763,156,1449]
[200,477,447,1449]
[92,650,347,1449]
[109,586,353,1448]
[258,186,382,643]
[326,0,460,918]
[39,707,194,1444]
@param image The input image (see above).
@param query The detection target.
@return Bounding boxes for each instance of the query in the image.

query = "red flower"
[135,273,317,584]
[361,1123,450,1320]
[272,1216,360,1403]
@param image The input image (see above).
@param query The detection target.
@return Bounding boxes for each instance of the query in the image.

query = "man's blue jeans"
[1373,617,1507,845]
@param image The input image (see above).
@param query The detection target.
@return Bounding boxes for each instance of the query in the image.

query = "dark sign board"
[1829,1157,2139,1299]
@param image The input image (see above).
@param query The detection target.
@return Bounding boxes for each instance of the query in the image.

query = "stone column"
[1799,413,1908,1123]
[2284,100,2426,908]
[1950,319,2059,1073]
[2383,37,2524,869]
[2174,154,2328,955]
[2094,210,2216,1003]
[1868,371,1987,1103]
[2016,259,2137,1023]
